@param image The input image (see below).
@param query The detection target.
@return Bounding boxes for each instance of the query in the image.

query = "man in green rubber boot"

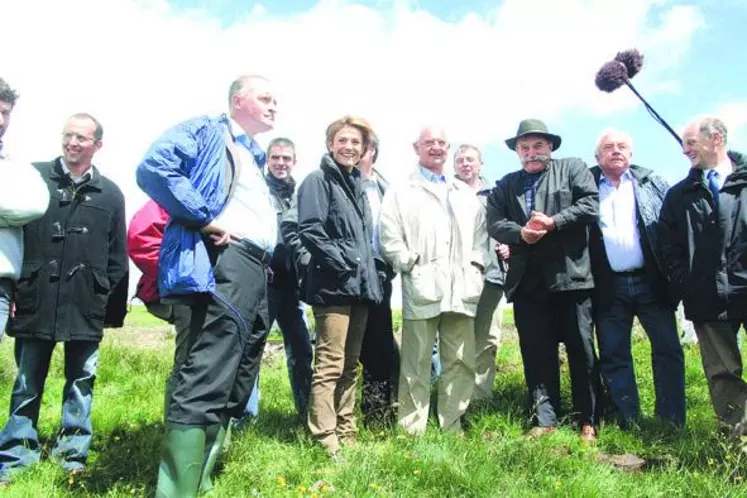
[136,75,278,497]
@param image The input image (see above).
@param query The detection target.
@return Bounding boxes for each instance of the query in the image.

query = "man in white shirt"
[588,128,685,427]
[137,75,278,496]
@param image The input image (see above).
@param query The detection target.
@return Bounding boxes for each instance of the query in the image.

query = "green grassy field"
[0,306,745,497]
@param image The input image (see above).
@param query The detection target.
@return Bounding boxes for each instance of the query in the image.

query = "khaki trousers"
[307,304,368,453]
[473,283,505,401]
[398,312,475,434]
[694,320,747,426]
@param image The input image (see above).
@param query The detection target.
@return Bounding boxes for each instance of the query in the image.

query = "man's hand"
[201,222,235,246]
[528,211,556,232]
[520,226,547,245]
[495,243,510,260]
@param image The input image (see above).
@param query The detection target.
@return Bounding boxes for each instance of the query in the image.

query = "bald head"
[228,75,277,137]
[413,125,449,174]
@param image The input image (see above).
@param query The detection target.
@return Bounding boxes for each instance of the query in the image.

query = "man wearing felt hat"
[486,119,602,442]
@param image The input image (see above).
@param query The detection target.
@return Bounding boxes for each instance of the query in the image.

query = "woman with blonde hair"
[297,116,383,456]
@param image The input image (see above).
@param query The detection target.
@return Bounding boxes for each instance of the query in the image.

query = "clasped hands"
[520,211,555,244]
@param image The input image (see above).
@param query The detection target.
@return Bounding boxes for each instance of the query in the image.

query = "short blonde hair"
[325,115,374,152]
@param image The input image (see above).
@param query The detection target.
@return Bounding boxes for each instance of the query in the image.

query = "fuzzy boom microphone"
[595,49,682,146]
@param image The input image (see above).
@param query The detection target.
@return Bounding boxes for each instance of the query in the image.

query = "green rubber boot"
[155,424,206,498]
[198,417,230,495]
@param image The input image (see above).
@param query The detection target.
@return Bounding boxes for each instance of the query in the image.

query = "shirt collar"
[419,165,446,184]
[0,139,6,159]
[714,159,733,181]
[228,117,266,168]
[600,168,633,187]
[60,158,94,183]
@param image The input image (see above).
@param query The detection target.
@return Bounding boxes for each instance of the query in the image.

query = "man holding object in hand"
[486,119,601,442]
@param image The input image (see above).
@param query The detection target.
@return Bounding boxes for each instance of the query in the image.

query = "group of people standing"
[0,73,745,497]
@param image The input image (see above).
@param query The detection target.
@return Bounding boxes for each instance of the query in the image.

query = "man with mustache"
[588,128,685,428]
[379,126,487,435]
[137,75,278,496]
[487,119,601,441]
[659,115,747,438]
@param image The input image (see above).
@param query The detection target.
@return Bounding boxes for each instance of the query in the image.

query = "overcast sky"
[3,0,746,304]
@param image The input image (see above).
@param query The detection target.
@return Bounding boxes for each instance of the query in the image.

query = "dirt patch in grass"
[103,325,174,350]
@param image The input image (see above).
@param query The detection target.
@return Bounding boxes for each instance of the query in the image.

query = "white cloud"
[1,0,705,300]
[714,101,747,150]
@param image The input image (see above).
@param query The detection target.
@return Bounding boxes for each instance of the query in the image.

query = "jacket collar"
[684,150,747,190]
[319,154,366,219]
[50,157,101,189]
[453,174,490,194]
[590,164,652,186]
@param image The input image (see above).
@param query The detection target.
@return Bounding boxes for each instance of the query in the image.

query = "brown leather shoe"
[580,425,597,443]
[525,426,556,440]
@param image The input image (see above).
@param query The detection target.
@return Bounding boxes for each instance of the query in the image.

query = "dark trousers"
[513,286,600,427]
[268,281,313,418]
[693,320,747,426]
[596,274,685,425]
[359,278,399,427]
[166,242,269,426]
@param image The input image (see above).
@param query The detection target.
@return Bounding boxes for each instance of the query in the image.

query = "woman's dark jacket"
[297,154,382,307]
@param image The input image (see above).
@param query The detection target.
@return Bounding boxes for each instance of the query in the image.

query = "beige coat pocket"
[403,263,444,305]
[462,264,484,304]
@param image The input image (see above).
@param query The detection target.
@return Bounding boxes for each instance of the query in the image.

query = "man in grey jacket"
[454,144,509,402]
[0,77,49,341]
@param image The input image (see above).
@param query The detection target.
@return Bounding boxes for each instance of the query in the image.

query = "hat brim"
[505,132,562,152]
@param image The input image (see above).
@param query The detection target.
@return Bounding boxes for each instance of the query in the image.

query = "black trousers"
[513,284,600,427]
[359,278,399,426]
[166,241,269,426]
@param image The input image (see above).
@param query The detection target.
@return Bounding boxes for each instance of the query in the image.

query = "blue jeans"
[244,282,312,418]
[597,274,685,425]
[244,378,260,417]
[0,339,99,478]
[431,338,441,384]
[0,278,12,342]
[273,295,312,418]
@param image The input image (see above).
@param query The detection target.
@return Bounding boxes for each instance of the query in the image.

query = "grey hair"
[454,144,483,163]
[594,127,633,160]
[696,116,728,145]
[228,75,268,108]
